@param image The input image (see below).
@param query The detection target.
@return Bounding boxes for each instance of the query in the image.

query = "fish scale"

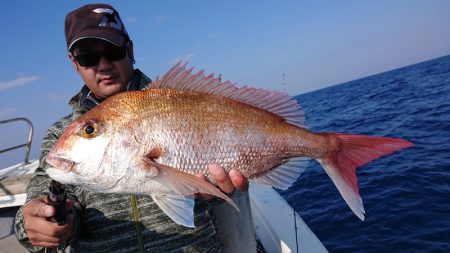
[46,62,413,227]
[122,89,307,177]
[181,98,299,174]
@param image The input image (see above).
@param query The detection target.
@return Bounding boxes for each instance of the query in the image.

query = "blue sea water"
[280,55,450,252]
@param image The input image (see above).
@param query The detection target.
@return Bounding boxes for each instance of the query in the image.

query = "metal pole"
[0,117,34,164]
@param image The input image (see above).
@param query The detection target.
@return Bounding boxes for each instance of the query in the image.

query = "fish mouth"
[46,154,77,172]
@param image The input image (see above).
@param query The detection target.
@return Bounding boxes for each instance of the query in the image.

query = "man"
[15,4,247,252]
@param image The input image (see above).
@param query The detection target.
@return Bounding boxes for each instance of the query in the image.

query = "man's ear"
[127,40,135,63]
[68,52,79,71]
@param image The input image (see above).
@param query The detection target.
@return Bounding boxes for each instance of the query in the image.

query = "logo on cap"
[93,8,126,34]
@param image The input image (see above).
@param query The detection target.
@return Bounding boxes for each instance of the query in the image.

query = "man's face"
[69,39,134,99]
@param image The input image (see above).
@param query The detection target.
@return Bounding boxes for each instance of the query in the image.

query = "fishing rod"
[48,180,67,225]
[45,180,68,253]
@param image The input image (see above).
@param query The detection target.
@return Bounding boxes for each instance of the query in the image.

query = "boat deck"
[0,160,38,209]
[250,183,328,253]
[0,160,328,252]
[0,160,39,252]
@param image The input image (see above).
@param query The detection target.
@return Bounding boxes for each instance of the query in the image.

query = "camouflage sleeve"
[14,116,84,252]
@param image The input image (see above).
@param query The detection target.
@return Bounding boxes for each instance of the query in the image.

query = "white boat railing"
[0,117,37,208]
[0,117,34,165]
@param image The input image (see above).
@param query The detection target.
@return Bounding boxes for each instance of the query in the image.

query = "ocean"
[2,55,449,252]
[280,55,450,252]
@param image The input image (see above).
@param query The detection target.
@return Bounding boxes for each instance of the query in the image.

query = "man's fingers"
[229,169,249,192]
[66,199,74,210]
[37,203,55,218]
[28,230,62,245]
[198,165,249,202]
[26,219,71,247]
[26,216,68,237]
[195,174,215,200]
[32,241,59,249]
[24,196,54,218]
[209,164,234,194]
[195,173,207,181]
[23,196,75,248]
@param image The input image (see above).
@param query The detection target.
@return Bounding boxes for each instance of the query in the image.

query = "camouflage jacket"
[14,69,222,253]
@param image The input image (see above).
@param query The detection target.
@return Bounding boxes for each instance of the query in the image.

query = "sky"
[1,0,449,167]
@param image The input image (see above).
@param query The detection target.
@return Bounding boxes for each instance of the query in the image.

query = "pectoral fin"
[142,157,239,211]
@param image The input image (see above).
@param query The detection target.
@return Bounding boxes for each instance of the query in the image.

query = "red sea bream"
[46,62,413,227]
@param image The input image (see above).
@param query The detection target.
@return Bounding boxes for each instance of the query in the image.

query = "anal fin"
[251,157,310,190]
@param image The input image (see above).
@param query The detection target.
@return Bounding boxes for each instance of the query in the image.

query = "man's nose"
[97,55,113,70]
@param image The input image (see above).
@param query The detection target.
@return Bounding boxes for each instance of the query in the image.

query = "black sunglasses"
[72,46,127,67]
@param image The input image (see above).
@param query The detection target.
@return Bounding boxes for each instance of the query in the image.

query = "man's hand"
[196,164,248,200]
[22,195,73,248]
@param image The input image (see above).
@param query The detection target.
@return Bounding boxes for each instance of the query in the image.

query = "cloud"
[138,56,149,62]
[171,53,196,64]
[154,15,167,23]
[126,16,138,24]
[0,75,40,91]
[38,92,71,102]
[0,107,18,117]
[208,32,219,38]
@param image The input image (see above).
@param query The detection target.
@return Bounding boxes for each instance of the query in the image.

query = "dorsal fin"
[151,61,306,128]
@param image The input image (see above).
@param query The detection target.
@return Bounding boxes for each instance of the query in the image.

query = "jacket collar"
[69,68,151,114]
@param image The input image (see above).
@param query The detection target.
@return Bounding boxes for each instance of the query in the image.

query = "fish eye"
[80,123,98,138]
[85,125,95,135]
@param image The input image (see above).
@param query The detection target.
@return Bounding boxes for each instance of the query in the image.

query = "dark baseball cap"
[65,4,130,51]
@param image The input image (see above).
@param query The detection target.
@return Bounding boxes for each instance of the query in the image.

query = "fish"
[46,62,414,227]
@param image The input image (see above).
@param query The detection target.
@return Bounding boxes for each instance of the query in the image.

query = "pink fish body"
[46,62,413,227]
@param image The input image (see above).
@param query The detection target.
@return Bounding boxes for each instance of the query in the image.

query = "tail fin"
[317,133,413,220]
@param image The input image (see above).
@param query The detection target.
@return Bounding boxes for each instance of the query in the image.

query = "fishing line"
[284,73,300,253]
[293,204,299,253]
[292,166,315,253]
